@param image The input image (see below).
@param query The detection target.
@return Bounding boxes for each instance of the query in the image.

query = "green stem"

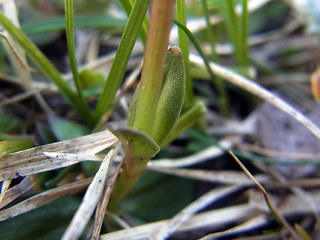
[108,155,147,210]
[107,125,160,210]
[64,0,92,121]
[176,0,194,109]
[94,0,150,124]
[221,0,242,64]
[240,0,249,66]
[201,0,229,116]
[119,0,148,44]
[201,0,218,61]
[133,0,177,134]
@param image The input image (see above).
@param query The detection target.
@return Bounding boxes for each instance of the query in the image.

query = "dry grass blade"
[248,18,300,46]
[0,176,35,208]
[200,216,268,240]
[268,169,320,230]
[148,138,233,168]
[105,211,132,229]
[101,203,258,240]
[190,54,320,141]
[0,88,44,107]
[0,72,21,84]
[101,189,320,240]
[287,178,320,188]
[88,158,123,240]
[2,0,53,113]
[0,180,11,206]
[62,146,118,240]
[0,32,40,74]
[229,151,302,240]
[237,142,320,161]
[152,186,241,240]
[148,167,268,185]
[2,0,32,89]
[295,224,312,240]
[0,130,118,180]
[249,189,320,216]
[0,178,91,221]
[43,152,105,161]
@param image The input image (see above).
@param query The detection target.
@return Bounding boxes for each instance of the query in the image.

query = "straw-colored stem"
[133,0,176,134]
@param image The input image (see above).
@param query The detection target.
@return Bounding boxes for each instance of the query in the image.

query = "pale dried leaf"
[88,157,123,240]
[105,211,132,229]
[200,216,268,240]
[249,189,320,215]
[152,186,241,240]
[100,204,258,240]
[43,152,105,161]
[0,130,118,180]
[190,54,320,141]
[101,189,320,240]
[148,138,233,168]
[0,176,35,208]
[0,180,11,206]
[47,137,233,170]
[62,146,117,240]
[148,167,268,185]
[0,178,91,220]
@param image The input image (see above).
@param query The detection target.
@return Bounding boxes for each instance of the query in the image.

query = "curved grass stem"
[65,0,92,123]
[174,19,230,115]
[94,0,150,124]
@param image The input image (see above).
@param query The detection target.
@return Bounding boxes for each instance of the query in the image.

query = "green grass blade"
[119,0,148,44]
[94,0,151,124]
[201,0,219,61]
[174,19,229,115]
[65,0,85,95]
[0,139,34,157]
[221,0,242,64]
[0,11,92,125]
[201,0,229,116]
[240,0,249,66]
[176,0,194,109]
[221,0,249,66]
[64,0,92,120]
[21,16,126,35]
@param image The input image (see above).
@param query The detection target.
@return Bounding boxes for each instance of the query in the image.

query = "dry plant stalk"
[229,151,302,240]
[62,146,119,240]
[190,53,320,141]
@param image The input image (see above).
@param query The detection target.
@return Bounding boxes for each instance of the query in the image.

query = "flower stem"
[133,0,177,135]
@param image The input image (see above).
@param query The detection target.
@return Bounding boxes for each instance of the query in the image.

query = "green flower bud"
[127,84,140,127]
[151,46,185,145]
